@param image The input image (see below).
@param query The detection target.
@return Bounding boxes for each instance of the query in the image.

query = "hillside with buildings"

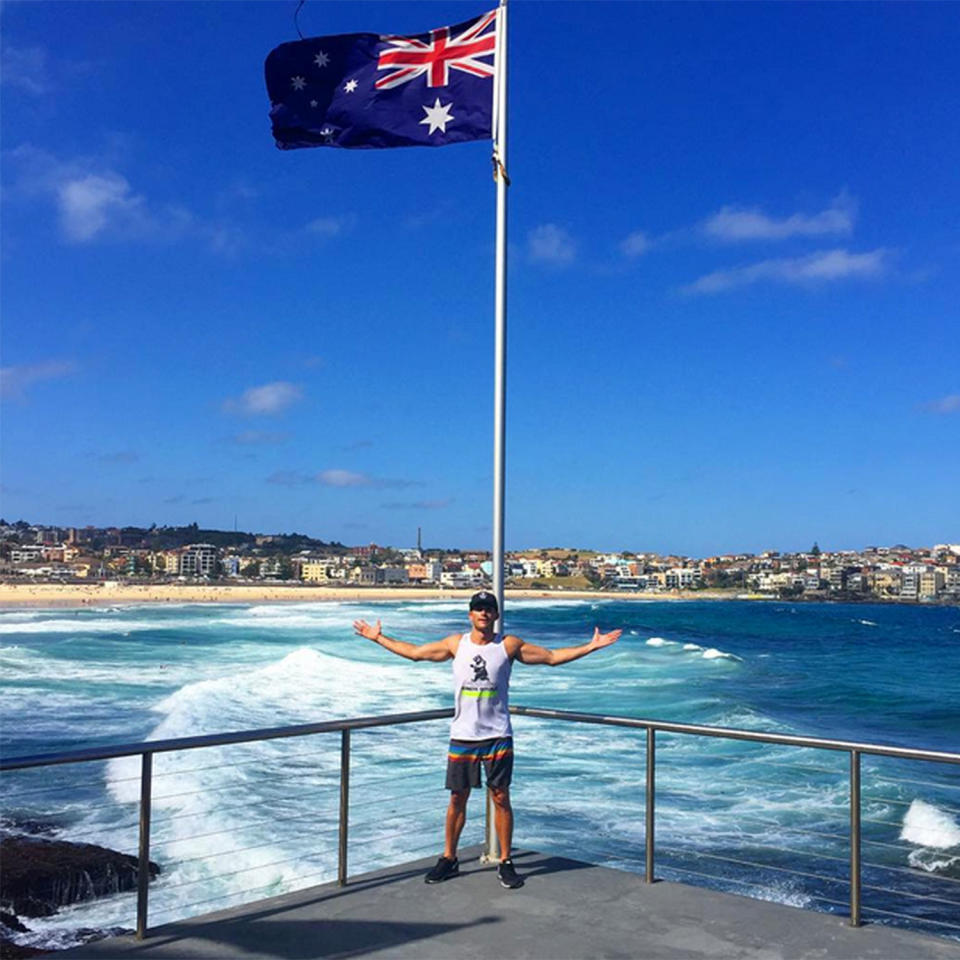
[1,521,958,604]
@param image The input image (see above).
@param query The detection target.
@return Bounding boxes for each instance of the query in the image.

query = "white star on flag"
[344,79,358,94]
[314,51,330,68]
[291,76,306,90]
[419,98,454,135]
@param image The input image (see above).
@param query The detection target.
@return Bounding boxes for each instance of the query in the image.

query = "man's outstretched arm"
[353,619,456,662]
[514,627,622,666]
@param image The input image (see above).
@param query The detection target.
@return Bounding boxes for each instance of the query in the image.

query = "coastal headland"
[0,582,741,609]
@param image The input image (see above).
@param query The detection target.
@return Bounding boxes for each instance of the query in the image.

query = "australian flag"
[265,9,497,150]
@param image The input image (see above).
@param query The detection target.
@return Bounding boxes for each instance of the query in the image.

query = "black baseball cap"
[469,591,499,613]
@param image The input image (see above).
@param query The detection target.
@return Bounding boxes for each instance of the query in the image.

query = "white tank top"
[449,632,513,740]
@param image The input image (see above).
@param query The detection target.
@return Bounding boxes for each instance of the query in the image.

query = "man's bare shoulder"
[503,633,524,655]
[441,632,463,651]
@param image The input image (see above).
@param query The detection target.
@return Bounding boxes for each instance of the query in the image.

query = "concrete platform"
[62,849,960,959]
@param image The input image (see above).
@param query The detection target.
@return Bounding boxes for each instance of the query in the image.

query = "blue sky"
[2,1,957,556]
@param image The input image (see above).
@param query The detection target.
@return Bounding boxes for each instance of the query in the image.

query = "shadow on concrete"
[78,915,500,959]
[511,851,595,880]
[62,862,475,958]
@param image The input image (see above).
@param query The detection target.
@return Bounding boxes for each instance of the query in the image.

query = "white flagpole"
[492,0,508,622]
[484,0,509,867]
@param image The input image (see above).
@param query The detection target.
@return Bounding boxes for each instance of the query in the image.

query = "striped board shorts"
[445,736,514,791]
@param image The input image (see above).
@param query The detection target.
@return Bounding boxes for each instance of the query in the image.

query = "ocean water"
[1,598,959,949]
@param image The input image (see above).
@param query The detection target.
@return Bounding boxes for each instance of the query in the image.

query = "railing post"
[338,729,350,886]
[849,748,861,926]
[136,752,152,940]
[645,727,655,883]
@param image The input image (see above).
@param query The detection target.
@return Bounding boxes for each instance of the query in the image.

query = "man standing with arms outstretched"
[353,591,622,889]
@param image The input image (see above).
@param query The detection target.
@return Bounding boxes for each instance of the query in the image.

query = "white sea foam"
[56,644,456,935]
[900,799,960,849]
[749,882,813,909]
[682,643,703,651]
[711,707,787,733]
[243,602,345,616]
[646,637,675,647]
[854,619,878,627]
[909,851,960,874]
[0,617,217,635]
[389,601,473,614]
[701,648,742,662]
[0,610,47,621]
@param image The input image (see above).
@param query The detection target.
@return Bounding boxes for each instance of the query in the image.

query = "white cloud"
[7,145,201,247]
[0,359,77,399]
[1,44,51,95]
[317,469,370,487]
[528,224,576,265]
[57,173,145,242]
[316,469,423,489]
[267,468,422,489]
[620,231,650,258]
[703,193,856,243]
[232,430,290,445]
[306,215,355,237]
[683,248,887,295]
[923,394,960,415]
[223,381,303,416]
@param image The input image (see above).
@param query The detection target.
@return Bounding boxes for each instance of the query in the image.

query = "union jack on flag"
[376,10,497,91]
[265,9,498,150]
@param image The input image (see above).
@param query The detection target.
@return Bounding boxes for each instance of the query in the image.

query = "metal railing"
[1,709,452,938]
[2,705,959,941]
[509,706,960,929]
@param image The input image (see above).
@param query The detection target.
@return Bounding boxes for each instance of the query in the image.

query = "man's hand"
[590,627,622,650]
[354,619,382,641]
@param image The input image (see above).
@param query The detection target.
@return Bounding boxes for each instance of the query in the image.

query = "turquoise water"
[1,598,958,948]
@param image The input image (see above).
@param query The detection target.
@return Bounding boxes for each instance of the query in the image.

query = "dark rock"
[0,937,46,958]
[0,913,39,960]
[0,820,57,840]
[0,836,160,919]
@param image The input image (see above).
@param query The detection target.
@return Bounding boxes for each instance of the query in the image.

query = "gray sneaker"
[497,858,524,889]
[425,855,459,884]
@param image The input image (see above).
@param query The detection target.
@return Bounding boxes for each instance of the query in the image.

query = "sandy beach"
[0,581,741,609]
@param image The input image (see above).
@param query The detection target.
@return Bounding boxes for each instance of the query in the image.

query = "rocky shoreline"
[0,834,159,957]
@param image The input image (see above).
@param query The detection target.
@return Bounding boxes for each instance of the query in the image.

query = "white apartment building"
[755,572,802,593]
[440,570,484,589]
[10,545,45,563]
[666,567,702,589]
[520,559,541,578]
[901,570,921,598]
[180,544,218,578]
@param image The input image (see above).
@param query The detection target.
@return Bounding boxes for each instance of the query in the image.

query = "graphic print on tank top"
[470,654,489,683]
[450,633,513,740]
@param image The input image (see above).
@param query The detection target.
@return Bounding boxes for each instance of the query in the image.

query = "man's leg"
[444,789,470,859]
[489,786,513,861]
